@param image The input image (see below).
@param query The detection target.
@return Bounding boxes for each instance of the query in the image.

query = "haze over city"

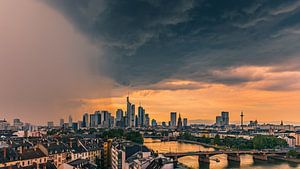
[1,0,300,125]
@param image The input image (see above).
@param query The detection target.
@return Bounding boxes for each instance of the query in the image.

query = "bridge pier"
[253,153,268,161]
[227,153,241,163]
[198,154,210,164]
[171,156,178,168]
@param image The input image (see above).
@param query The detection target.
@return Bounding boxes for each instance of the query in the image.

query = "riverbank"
[177,139,224,150]
[269,156,300,164]
[176,162,193,169]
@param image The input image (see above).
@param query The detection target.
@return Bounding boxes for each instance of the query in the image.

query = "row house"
[37,142,70,168]
[0,147,48,168]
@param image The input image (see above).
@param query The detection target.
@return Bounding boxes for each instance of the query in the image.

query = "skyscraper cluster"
[80,110,114,129]
[168,112,188,130]
[61,96,153,130]
[117,96,150,128]
[54,96,191,130]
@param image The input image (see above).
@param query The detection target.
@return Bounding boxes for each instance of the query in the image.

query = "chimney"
[3,147,7,160]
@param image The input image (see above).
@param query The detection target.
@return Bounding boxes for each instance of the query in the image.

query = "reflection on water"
[144,138,300,169]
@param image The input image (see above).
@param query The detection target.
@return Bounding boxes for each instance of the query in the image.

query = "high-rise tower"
[177,114,183,130]
[126,96,135,128]
[170,112,177,127]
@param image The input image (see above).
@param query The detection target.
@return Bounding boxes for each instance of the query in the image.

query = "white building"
[111,140,151,169]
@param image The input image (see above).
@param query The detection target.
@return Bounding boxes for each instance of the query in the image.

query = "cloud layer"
[46,0,300,90]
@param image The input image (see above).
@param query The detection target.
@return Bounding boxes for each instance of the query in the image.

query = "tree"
[101,129,124,139]
[287,150,298,158]
[126,131,144,144]
[252,135,287,150]
[213,134,221,145]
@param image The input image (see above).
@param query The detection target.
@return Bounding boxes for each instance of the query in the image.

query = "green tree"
[252,135,287,150]
[213,134,221,145]
[101,129,125,139]
[287,150,298,158]
[126,131,144,144]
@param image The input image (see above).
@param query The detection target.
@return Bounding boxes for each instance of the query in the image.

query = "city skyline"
[2,0,300,124]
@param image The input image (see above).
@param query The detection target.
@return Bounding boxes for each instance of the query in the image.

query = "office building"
[68,115,73,128]
[126,96,135,128]
[95,111,101,126]
[116,109,124,127]
[13,118,23,130]
[162,121,167,127]
[138,105,145,127]
[82,113,89,128]
[170,112,177,127]
[151,119,157,127]
[145,114,150,127]
[221,111,229,126]
[183,118,188,127]
[116,109,123,122]
[72,122,78,130]
[216,116,223,126]
[90,114,96,127]
[59,119,64,127]
[101,111,111,128]
[177,114,182,130]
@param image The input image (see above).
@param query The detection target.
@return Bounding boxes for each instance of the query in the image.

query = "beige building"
[37,142,70,167]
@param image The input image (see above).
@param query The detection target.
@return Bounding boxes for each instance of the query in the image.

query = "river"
[144,138,300,169]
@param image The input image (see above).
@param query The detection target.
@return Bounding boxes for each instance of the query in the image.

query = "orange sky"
[72,74,300,124]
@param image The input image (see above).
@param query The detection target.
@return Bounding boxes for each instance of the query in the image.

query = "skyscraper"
[126,96,135,128]
[59,118,64,127]
[101,111,110,128]
[95,111,101,126]
[82,113,89,128]
[145,114,150,128]
[216,116,223,126]
[138,105,145,127]
[116,109,123,122]
[131,104,135,128]
[177,114,182,130]
[110,115,114,128]
[151,119,157,127]
[221,111,229,126]
[68,115,73,128]
[183,118,188,127]
[135,115,138,128]
[170,112,177,127]
[90,114,96,127]
[116,109,124,128]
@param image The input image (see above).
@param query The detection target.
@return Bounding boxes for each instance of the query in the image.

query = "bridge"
[163,150,289,166]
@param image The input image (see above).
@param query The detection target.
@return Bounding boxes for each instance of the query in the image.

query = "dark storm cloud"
[45,0,300,88]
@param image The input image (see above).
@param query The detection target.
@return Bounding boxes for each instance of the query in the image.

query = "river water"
[144,138,300,169]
